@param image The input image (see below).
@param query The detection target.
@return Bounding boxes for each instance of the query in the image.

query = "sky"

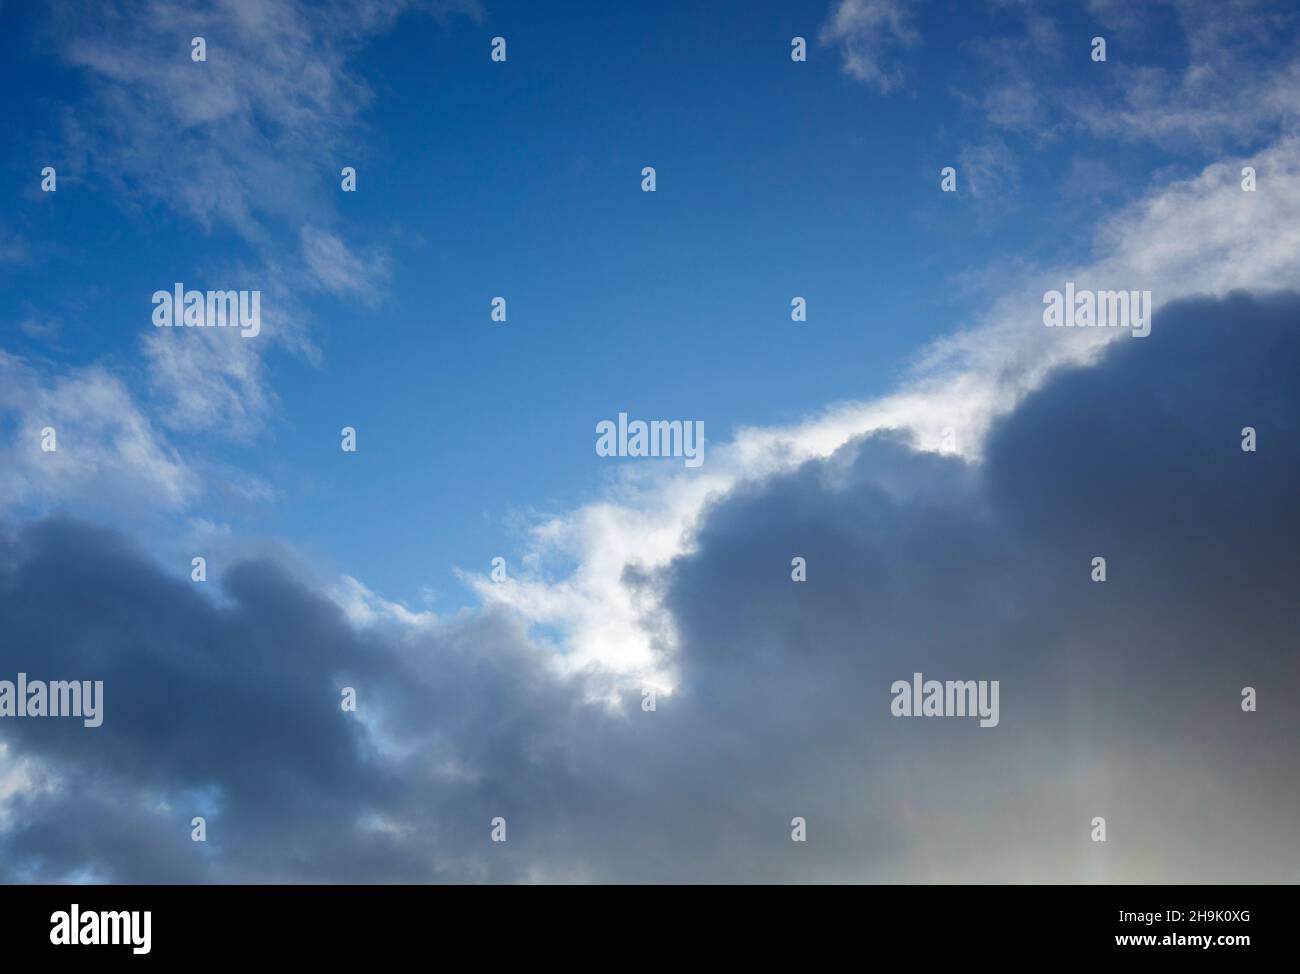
[1,0,1299,882]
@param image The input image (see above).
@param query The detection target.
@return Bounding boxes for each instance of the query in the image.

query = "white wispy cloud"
[301,226,392,299]
[50,0,474,442]
[56,0,478,241]
[0,232,30,266]
[970,0,1300,148]
[0,0,475,520]
[143,325,271,441]
[0,353,199,513]
[332,574,437,629]
[819,0,922,93]
[956,138,1022,201]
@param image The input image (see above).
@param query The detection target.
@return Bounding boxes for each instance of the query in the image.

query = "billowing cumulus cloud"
[3,290,1297,882]
[470,132,1300,688]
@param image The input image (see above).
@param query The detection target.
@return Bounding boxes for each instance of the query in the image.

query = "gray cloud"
[2,291,1299,882]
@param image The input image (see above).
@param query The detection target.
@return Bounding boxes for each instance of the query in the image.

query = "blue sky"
[2,0,1300,883]
[0,0,1226,610]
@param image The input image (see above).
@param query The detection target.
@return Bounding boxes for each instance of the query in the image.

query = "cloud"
[16,313,63,344]
[331,574,436,629]
[0,518,598,882]
[300,226,391,300]
[0,232,30,266]
[0,346,275,524]
[970,0,1300,148]
[651,291,1300,882]
[143,325,271,441]
[4,0,1295,883]
[0,353,199,516]
[3,290,1299,881]
[469,134,1300,685]
[46,0,474,441]
[956,138,1021,202]
[819,0,921,93]
[53,0,477,243]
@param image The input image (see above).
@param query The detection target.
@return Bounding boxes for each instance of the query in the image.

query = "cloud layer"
[3,290,1298,882]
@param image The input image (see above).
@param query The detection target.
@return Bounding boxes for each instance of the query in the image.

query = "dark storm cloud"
[655,289,1300,881]
[0,520,407,881]
[2,290,1299,882]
